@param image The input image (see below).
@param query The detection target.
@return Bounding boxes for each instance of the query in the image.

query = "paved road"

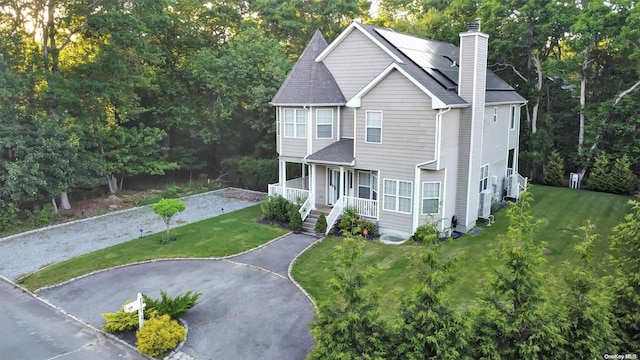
[39,233,319,360]
[0,277,144,360]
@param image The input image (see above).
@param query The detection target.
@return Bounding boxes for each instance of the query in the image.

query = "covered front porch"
[268,160,379,233]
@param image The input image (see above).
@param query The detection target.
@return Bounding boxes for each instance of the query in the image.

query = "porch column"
[311,164,317,209]
[301,163,307,189]
[339,166,345,198]
[280,160,287,197]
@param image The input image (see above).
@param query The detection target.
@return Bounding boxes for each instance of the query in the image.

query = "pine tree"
[561,222,616,357]
[609,155,638,195]
[609,199,640,351]
[393,234,468,359]
[543,150,565,186]
[308,237,388,359]
[467,189,566,359]
[587,153,610,192]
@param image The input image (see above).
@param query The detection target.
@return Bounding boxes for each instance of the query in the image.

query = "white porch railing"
[343,196,378,219]
[298,192,314,221]
[268,184,309,204]
[325,197,344,235]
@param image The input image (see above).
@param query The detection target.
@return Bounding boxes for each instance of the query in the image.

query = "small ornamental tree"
[609,155,638,195]
[560,222,616,358]
[467,189,566,359]
[308,237,388,359]
[587,153,610,192]
[610,199,640,351]
[544,150,565,186]
[314,213,327,234]
[153,198,186,240]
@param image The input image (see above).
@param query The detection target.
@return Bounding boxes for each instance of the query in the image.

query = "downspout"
[412,107,451,233]
[505,105,511,177]
[353,108,357,158]
[516,103,526,174]
[306,106,312,156]
[337,106,341,140]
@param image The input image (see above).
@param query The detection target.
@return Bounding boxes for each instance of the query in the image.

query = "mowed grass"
[291,185,631,316]
[18,205,288,291]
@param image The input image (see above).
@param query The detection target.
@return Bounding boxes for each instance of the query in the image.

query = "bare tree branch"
[489,62,528,82]
[614,80,640,105]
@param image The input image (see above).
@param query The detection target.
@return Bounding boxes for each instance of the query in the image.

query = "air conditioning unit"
[478,190,492,218]
[506,174,520,198]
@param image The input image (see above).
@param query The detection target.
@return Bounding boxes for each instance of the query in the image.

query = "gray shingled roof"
[305,139,354,165]
[271,30,346,105]
[357,23,526,105]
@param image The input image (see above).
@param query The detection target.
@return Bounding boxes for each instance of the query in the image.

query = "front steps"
[302,209,329,234]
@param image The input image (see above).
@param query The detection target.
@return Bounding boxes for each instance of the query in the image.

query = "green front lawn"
[18,205,288,291]
[291,186,631,315]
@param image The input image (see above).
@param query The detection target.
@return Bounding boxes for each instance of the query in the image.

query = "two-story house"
[269,20,527,238]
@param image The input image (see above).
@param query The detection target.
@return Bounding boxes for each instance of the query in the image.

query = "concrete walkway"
[39,233,319,360]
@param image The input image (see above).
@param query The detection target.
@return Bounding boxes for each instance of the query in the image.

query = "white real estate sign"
[123,292,145,328]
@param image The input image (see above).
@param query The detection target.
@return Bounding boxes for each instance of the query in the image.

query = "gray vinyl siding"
[455,34,488,231]
[352,70,437,233]
[439,109,461,170]
[312,107,338,153]
[482,104,517,199]
[279,106,308,158]
[323,29,394,100]
[341,107,354,138]
[315,166,327,205]
[355,70,437,170]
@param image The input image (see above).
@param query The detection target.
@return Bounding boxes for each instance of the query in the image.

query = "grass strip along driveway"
[19,205,288,291]
[291,185,632,317]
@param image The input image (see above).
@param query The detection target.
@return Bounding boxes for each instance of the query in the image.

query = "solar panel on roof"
[486,72,514,90]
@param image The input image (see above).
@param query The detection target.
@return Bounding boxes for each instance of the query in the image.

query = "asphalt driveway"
[39,233,319,360]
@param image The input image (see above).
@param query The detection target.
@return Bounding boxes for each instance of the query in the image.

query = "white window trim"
[492,107,498,123]
[283,108,307,139]
[357,170,378,200]
[315,109,333,139]
[365,110,383,144]
[422,181,441,215]
[509,105,516,130]
[479,164,490,193]
[383,178,412,214]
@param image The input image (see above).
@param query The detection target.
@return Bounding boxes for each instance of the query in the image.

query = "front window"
[479,164,489,192]
[358,171,378,200]
[284,108,307,138]
[383,179,412,213]
[366,111,382,143]
[316,109,333,139]
[422,182,441,214]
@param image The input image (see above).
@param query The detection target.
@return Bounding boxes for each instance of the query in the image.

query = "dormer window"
[284,108,307,138]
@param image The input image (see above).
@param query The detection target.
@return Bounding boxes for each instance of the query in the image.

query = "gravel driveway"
[0,189,260,279]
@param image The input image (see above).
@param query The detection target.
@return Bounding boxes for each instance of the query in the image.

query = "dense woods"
[1,0,638,210]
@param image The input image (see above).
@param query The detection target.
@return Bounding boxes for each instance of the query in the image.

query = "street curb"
[34,232,293,293]
[287,235,325,313]
[0,275,153,360]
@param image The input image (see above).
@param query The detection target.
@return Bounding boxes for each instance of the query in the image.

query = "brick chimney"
[455,18,489,232]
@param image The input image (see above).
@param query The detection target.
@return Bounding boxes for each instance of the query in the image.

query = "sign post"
[123,292,145,329]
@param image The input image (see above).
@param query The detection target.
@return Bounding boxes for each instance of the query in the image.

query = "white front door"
[327,169,341,206]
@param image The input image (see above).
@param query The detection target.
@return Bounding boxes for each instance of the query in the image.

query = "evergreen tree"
[308,237,388,359]
[393,233,468,359]
[609,155,638,195]
[561,222,616,357]
[609,199,640,351]
[467,190,566,359]
[543,150,565,186]
[587,153,610,192]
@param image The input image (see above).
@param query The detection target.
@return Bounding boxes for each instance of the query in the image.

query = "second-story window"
[316,109,333,139]
[493,107,498,123]
[366,110,382,143]
[284,108,307,138]
[509,105,516,130]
